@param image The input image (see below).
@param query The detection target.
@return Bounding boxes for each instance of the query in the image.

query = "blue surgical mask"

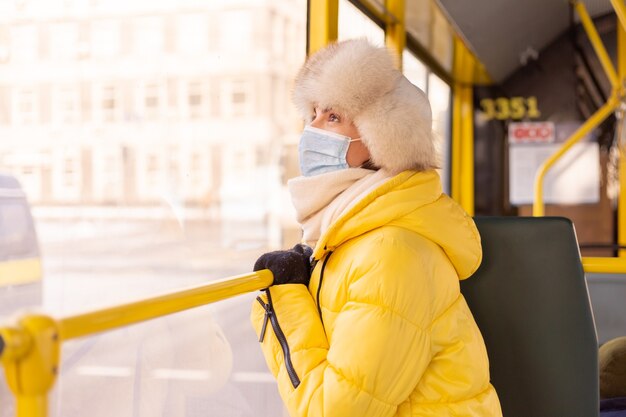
[298,125,361,177]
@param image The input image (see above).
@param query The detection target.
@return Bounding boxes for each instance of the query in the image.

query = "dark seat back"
[461,217,598,417]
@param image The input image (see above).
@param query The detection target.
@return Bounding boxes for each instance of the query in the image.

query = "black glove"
[253,244,313,286]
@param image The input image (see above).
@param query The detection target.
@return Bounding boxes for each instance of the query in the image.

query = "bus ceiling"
[437,0,619,83]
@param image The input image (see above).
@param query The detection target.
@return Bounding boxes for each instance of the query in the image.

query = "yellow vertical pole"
[618,10,626,80]
[618,21,626,257]
[451,87,462,202]
[611,0,626,33]
[574,1,620,89]
[451,37,465,203]
[451,37,475,214]
[460,83,475,215]
[17,397,47,417]
[308,0,339,54]
[385,0,405,70]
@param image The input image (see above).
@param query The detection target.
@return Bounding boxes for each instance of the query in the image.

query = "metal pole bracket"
[1,314,60,417]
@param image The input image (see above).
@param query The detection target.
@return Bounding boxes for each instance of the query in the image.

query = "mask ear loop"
[347,138,377,170]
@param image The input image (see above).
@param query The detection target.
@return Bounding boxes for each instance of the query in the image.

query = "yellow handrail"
[533,1,625,217]
[60,270,273,340]
[0,270,273,417]
[611,0,626,35]
[582,257,626,274]
[574,1,620,89]
[532,95,620,216]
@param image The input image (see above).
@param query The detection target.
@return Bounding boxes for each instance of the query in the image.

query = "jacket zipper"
[316,250,333,326]
[256,288,301,388]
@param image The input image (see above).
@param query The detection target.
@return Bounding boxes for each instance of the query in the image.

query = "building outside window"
[10,24,38,62]
[50,22,78,60]
[177,13,207,55]
[232,89,247,116]
[187,81,205,120]
[135,16,163,56]
[13,88,37,125]
[0,2,310,415]
[19,164,41,202]
[97,150,122,202]
[55,86,80,124]
[0,27,9,63]
[219,10,251,51]
[52,149,81,202]
[143,83,161,120]
[210,82,220,118]
[167,146,180,188]
[92,19,121,58]
[100,84,119,123]
[184,149,212,200]
[103,155,118,199]
[63,157,76,187]
[190,152,202,186]
[223,79,252,118]
[272,12,285,57]
[270,75,286,120]
[138,151,163,201]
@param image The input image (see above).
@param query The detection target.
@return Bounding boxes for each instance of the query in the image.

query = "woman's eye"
[329,113,340,122]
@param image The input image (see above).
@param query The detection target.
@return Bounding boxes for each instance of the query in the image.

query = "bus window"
[0,200,38,262]
[428,72,451,194]
[338,0,385,45]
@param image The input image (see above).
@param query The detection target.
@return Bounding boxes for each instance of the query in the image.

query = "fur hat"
[293,39,437,174]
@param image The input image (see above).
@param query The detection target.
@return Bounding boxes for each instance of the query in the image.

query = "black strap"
[316,251,333,326]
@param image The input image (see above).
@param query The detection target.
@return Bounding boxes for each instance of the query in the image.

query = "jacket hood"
[313,170,482,280]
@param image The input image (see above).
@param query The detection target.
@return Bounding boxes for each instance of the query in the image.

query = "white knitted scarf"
[288,168,393,248]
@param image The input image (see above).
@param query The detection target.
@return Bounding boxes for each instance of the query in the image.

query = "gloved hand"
[253,244,314,286]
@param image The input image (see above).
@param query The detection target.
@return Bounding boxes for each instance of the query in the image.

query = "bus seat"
[461,216,598,417]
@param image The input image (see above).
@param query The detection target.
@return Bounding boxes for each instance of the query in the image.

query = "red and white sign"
[508,122,555,144]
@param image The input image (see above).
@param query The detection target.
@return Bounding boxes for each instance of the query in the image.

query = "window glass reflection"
[427,72,451,194]
[0,1,307,416]
[338,0,384,45]
[403,49,428,91]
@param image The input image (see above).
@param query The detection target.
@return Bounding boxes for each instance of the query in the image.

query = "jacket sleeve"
[250,242,434,417]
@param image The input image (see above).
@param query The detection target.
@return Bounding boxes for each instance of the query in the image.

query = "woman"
[251,39,502,417]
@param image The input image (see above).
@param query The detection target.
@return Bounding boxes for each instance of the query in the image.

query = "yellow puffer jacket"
[251,170,502,417]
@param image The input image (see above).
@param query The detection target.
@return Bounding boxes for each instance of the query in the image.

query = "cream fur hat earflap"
[293,39,437,174]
